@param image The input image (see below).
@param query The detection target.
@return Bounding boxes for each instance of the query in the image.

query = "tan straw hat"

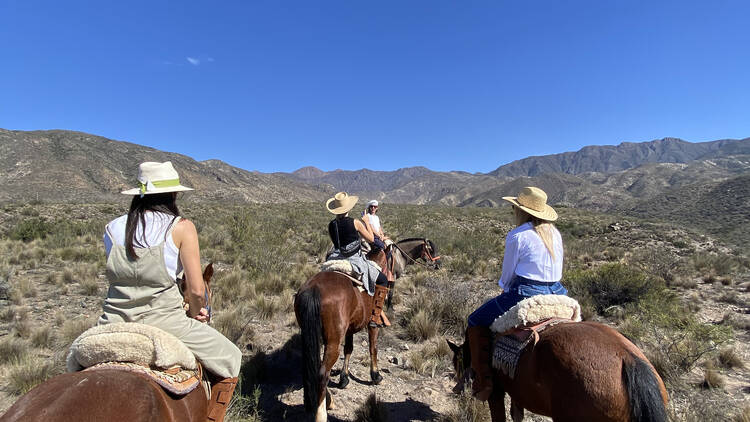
[502,186,558,221]
[326,192,359,214]
[121,161,194,196]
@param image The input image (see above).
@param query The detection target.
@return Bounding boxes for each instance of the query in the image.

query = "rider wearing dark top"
[328,217,361,258]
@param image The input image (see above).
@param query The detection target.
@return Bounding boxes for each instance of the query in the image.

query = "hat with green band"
[121,161,194,195]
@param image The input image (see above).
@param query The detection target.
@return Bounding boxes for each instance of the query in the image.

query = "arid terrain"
[1,201,748,421]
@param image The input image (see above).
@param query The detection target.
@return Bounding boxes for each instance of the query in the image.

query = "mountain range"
[2,128,749,242]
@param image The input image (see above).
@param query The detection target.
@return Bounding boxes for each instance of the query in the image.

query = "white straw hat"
[121,161,194,196]
[326,192,359,214]
[502,186,558,221]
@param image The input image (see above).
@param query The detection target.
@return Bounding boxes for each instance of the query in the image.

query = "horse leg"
[510,399,524,422]
[315,339,341,421]
[367,326,383,385]
[385,281,394,310]
[488,384,507,422]
[338,332,353,389]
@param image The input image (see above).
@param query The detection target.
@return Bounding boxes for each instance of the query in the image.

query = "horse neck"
[396,239,425,258]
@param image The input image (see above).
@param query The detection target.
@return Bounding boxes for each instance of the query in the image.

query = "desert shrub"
[437,388,491,422]
[620,292,732,382]
[407,339,451,377]
[0,337,29,364]
[213,306,254,345]
[6,356,55,395]
[405,309,440,341]
[718,347,745,369]
[564,263,660,315]
[8,218,52,242]
[353,393,389,422]
[0,305,16,322]
[13,318,32,339]
[79,277,100,296]
[701,368,725,389]
[57,318,96,349]
[31,326,54,349]
[402,283,475,337]
[15,277,37,298]
[253,295,279,320]
[735,405,750,422]
[226,384,262,422]
[691,253,740,276]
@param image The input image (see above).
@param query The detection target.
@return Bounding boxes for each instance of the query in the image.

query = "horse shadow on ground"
[239,333,442,421]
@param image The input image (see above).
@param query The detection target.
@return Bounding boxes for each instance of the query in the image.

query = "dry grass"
[31,326,54,349]
[701,368,725,389]
[437,389,491,422]
[6,356,55,395]
[718,347,745,369]
[0,337,29,364]
[353,393,389,422]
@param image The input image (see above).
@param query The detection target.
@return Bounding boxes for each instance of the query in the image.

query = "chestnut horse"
[294,250,389,422]
[448,321,668,422]
[0,265,215,422]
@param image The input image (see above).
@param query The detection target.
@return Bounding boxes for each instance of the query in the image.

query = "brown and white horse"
[448,321,669,422]
[294,250,389,422]
[0,264,216,422]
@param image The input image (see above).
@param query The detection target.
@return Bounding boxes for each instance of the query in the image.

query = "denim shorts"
[467,277,567,328]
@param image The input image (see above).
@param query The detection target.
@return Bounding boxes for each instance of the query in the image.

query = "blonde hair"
[513,206,557,261]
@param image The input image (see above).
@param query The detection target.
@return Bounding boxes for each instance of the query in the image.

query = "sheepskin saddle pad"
[320,260,375,292]
[67,322,201,395]
[489,295,581,379]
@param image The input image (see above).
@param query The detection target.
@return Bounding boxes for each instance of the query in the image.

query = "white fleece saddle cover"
[490,294,581,334]
[320,261,366,292]
[67,322,197,373]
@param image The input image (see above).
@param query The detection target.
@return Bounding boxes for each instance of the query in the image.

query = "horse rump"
[623,356,667,422]
[296,286,322,412]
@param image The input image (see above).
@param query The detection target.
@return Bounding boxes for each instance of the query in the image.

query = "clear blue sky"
[2,1,749,173]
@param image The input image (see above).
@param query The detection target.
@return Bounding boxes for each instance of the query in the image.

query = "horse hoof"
[370,370,383,385]
[338,374,349,389]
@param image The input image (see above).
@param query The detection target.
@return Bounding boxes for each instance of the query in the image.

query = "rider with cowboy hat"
[466,186,567,401]
[326,192,391,327]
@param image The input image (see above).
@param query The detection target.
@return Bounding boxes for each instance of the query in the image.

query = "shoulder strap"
[166,216,182,239]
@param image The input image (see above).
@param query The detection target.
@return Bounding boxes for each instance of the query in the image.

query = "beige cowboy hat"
[502,186,558,221]
[121,161,194,195]
[326,192,359,214]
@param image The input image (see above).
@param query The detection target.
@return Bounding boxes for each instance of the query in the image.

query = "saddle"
[320,260,367,292]
[489,295,581,379]
[67,322,203,395]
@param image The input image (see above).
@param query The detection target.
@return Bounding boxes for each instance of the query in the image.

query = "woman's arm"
[355,218,375,243]
[172,219,208,322]
[498,232,520,291]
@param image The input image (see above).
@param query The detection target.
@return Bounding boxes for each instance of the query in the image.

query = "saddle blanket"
[84,362,201,395]
[67,322,197,373]
[489,294,581,379]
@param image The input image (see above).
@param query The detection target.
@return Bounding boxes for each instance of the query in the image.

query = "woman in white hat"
[465,187,567,402]
[364,199,392,265]
[99,161,241,422]
[326,192,391,327]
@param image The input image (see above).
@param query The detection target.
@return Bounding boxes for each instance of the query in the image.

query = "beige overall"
[98,217,241,378]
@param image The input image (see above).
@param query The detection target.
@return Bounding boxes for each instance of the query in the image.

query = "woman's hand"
[193,308,209,323]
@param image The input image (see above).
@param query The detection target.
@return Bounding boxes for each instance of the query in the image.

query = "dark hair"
[125,193,180,260]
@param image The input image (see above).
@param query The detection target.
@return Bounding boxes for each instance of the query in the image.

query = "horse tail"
[623,356,668,422]
[298,286,322,412]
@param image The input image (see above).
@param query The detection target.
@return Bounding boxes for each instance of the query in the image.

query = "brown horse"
[294,250,389,422]
[448,321,669,422]
[1,264,216,422]
[391,237,441,278]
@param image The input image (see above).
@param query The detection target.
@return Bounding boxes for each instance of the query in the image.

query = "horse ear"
[203,262,214,284]
[447,339,461,354]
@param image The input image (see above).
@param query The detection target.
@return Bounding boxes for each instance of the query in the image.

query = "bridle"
[420,240,441,264]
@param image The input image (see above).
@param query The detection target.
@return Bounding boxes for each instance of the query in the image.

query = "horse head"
[421,239,441,269]
[447,338,471,393]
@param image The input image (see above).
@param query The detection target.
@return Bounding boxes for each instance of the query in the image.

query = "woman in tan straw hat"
[465,186,567,401]
[100,161,241,422]
[326,192,391,327]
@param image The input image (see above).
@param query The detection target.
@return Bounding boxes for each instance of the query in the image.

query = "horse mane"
[396,237,427,244]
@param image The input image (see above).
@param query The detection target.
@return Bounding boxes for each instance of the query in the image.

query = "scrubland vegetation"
[0,201,748,421]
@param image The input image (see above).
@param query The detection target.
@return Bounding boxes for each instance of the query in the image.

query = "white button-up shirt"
[498,222,564,290]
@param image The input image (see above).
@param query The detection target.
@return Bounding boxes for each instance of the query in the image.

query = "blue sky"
[2,1,749,173]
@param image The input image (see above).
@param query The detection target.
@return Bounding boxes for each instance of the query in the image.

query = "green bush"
[564,263,661,315]
[9,218,52,242]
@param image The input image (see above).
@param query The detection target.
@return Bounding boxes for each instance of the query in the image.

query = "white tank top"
[103,212,182,280]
